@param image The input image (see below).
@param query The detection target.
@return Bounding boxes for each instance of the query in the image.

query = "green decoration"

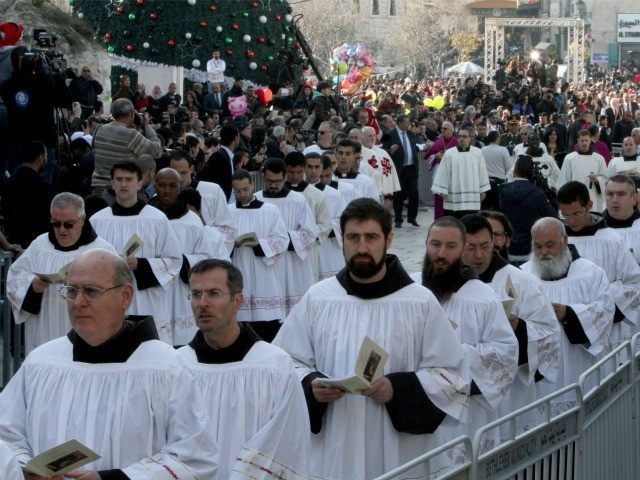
[224,36,233,45]
[242,11,249,18]
[128,13,136,21]
[107,45,115,53]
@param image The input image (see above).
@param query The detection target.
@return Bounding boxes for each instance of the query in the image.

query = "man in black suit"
[203,83,224,115]
[196,124,238,200]
[383,114,419,228]
[613,110,635,143]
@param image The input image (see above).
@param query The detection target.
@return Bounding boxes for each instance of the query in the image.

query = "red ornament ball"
[294,42,301,49]
[200,20,208,28]
[260,64,268,71]
[251,1,259,7]
[125,44,135,52]
[116,5,124,14]
[225,48,233,56]
[274,14,281,21]
[167,38,177,47]
[103,32,113,42]
[208,3,217,12]
[258,36,265,44]
[246,50,255,59]
[135,0,144,5]
[149,12,159,20]
[231,23,240,30]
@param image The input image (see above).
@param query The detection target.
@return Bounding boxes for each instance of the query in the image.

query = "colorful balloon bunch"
[330,43,375,95]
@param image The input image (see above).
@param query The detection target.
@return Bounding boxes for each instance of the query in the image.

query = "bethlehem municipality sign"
[618,14,640,43]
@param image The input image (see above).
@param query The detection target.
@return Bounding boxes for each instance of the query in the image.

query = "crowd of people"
[2,23,640,478]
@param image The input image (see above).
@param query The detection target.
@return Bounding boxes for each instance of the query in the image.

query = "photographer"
[91,98,162,193]
[499,155,558,262]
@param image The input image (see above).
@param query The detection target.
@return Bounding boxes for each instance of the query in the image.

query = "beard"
[421,255,463,303]
[530,247,572,281]
[495,244,509,261]
[347,251,387,279]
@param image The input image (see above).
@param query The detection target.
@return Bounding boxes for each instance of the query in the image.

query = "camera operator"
[91,98,162,194]
[499,155,558,263]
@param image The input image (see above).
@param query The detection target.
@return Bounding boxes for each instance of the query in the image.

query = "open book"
[501,275,517,317]
[123,234,144,258]
[315,336,390,394]
[35,262,72,284]
[22,439,100,477]
[236,232,260,247]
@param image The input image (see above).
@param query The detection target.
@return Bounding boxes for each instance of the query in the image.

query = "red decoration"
[260,64,268,71]
[274,14,281,21]
[200,20,208,28]
[125,44,135,52]
[149,12,159,20]
[255,87,273,106]
[258,36,265,44]
[116,5,124,14]
[251,1,259,8]
[208,3,217,12]
[294,42,301,49]
[167,38,176,47]
[231,23,240,30]
[135,0,144,5]
[245,50,255,59]
[225,48,233,56]
[103,32,113,42]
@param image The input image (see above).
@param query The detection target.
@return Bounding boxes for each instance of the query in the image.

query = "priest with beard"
[460,214,559,439]
[557,181,640,349]
[521,218,615,413]
[410,216,518,453]
[7,192,116,354]
[150,168,230,347]
[479,210,515,263]
[273,199,469,480]
[603,175,640,264]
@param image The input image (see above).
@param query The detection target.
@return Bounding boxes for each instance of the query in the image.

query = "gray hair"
[272,125,286,138]
[111,98,134,119]
[50,192,85,217]
[520,124,534,134]
[135,154,157,174]
[632,128,640,136]
[531,217,565,238]
[189,259,244,294]
[73,249,134,286]
[361,126,375,136]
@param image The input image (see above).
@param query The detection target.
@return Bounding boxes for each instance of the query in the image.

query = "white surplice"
[0,337,218,479]
[522,257,615,413]
[332,179,357,206]
[178,341,311,480]
[608,217,640,264]
[168,210,230,346]
[255,190,318,314]
[489,264,560,437]
[314,183,346,280]
[229,201,289,322]
[7,232,115,353]
[607,156,640,177]
[0,439,23,479]
[273,277,470,480]
[568,227,640,347]
[370,145,401,195]
[334,172,380,201]
[195,179,237,252]
[410,274,518,451]
[557,151,608,211]
[90,205,182,344]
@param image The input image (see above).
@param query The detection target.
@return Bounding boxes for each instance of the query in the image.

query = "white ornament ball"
[215,25,223,33]
[243,34,251,42]
[187,0,196,5]
[285,14,292,22]
[249,62,257,70]
[281,34,286,40]
[77,12,84,19]
[185,32,192,39]
[143,42,150,49]
[192,59,201,68]
[258,15,267,24]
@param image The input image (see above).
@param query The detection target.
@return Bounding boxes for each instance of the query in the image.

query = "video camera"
[532,161,558,208]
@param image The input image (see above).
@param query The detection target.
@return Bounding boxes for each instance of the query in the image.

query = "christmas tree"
[70,0,303,87]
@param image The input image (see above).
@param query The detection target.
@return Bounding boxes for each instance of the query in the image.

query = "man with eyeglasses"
[7,192,115,354]
[557,181,640,350]
[0,249,219,480]
[256,159,318,322]
[228,169,288,341]
[460,214,559,440]
[90,160,182,344]
[522,217,615,410]
[178,259,311,479]
[150,168,229,347]
[602,174,640,264]
[302,121,335,156]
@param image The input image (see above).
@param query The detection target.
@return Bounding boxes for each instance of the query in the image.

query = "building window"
[353,0,360,13]
[390,0,396,15]
[372,0,380,15]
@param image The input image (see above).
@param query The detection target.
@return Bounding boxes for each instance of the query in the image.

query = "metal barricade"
[472,384,583,480]
[611,143,623,158]
[0,249,19,388]
[250,170,265,194]
[373,436,472,480]
[578,342,635,480]
[631,333,640,479]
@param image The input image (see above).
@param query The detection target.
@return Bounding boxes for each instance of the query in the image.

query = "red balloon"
[255,88,273,106]
[246,50,255,59]
[225,48,233,56]
[340,79,351,90]
[231,23,240,30]
[167,38,176,47]
[200,20,208,28]
[208,3,217,12]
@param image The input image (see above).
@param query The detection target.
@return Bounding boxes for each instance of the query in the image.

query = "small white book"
[501,275,517,317]
[35,262,72,284]
[315,336,390,394]
[22,439,100,477]
[236,232,260,247]
[123,233,144,258]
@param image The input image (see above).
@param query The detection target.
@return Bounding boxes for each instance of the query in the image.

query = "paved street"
[388,207,434,274]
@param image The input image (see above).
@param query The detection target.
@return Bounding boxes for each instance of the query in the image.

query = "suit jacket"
[383,128,419,171]
[203,92,224,114]
[196,148,233,200]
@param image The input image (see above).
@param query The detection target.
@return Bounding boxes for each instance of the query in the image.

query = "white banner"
[617,13,640,43]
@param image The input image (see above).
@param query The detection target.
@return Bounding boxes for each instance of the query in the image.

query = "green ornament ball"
[69,0,75,5]
[107,46,115,53]
[128,13,136,21]
[242,11,249,18]
[224,36,233,45]
[268,55,274,61]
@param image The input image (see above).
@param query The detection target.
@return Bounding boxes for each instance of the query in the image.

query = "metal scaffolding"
[484,17,586,85]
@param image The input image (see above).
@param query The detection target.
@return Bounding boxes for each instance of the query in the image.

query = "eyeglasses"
[265,178,284,185]
[492,231,508,239]
[188,290,234,301]
[51,218,81,230]
[465,243,493,254]
[559,210,586,222]
[59,284,124,301]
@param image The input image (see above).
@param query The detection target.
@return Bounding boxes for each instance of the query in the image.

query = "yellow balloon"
[369,91,377,102]
[433,95,445,110]
[424,97,435,107]
[360,67,371,78]
[404,108,411,115]
[337,61,348,74]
